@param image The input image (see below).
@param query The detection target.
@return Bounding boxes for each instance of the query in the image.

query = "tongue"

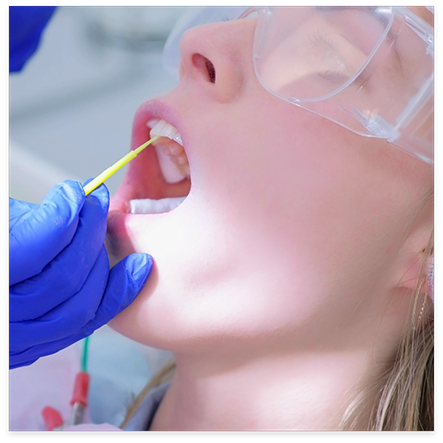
[129,197,186,214]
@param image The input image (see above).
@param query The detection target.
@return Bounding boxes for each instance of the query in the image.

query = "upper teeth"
[149,119,182,146]
[148,119,189,184]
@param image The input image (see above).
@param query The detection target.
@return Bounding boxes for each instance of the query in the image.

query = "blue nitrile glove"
[9,180,153,369]
[9,6,57,73]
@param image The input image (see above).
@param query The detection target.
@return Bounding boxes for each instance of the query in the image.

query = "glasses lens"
[254,7,392,102]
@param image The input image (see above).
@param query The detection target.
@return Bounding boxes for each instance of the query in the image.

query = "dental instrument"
[42,337,91,430]
[42,370,90,429]
[83,136,160,196]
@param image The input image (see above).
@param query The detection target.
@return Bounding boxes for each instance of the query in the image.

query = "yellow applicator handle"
[83,136,160,196]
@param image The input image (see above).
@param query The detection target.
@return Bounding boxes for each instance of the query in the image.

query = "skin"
[105,7,433,430]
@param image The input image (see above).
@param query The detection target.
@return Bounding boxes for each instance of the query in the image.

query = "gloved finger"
[9,353,39,370]
[9,254,153,369]
[9,180,85,285]
[9,246,109,351]
[78,253,154,337]
[10,184,110,322]
[9,198,38,228]
[9,6,57,73]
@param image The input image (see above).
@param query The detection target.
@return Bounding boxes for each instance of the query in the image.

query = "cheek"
[201,102,411,297]
[198,103,360,253]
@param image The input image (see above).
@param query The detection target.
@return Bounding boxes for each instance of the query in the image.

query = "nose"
[178,18,256,102]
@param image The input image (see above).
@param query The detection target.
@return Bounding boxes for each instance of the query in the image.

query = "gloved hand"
[9,6,57,73]
[9,180,153,369]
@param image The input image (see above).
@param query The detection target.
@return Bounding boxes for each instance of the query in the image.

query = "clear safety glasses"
[163,7,434,164]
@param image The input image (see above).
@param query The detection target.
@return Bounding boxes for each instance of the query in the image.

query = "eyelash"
[309,30,334,50]
[309,31,370,91]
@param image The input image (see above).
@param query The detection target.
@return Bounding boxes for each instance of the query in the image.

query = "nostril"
[192,53,216,83]
[205,58,216,83]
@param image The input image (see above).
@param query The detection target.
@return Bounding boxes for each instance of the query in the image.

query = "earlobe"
[392,191,433,294]
[396,245,433,293]
[394,224,433,296]
[393,242,434,330]
[397,252,429,292]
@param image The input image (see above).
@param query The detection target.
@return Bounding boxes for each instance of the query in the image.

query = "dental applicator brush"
[83,136,160,196]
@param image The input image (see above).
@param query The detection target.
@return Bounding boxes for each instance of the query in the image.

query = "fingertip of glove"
[84,183,110,212]
[104,254,154,314]
[52,180,85,206]
[130,253,154,286]
[40,180,85,227]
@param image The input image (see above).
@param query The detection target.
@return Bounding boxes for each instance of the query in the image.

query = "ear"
[392,200,433,293]
[396,245,433,293]
[396,242,434,295]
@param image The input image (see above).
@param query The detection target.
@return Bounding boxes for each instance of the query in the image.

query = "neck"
[150,349,383,431]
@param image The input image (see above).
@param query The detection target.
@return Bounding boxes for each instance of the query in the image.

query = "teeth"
[149,119,182,145]
[147,119,189,184]
[154,144,188,183]
[129,197,186,214]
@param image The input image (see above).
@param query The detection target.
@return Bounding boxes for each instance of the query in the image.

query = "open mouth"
[113,115,192,216]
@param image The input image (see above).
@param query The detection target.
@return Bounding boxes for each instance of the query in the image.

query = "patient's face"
[106,9,432,356]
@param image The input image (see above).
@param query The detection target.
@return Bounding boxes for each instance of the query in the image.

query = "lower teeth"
[129,197,186,214]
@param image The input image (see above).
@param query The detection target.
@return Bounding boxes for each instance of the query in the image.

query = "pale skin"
[105,7,433,430]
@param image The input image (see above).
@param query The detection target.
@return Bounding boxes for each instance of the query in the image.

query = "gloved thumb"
[80,253,154,335]
[9,180,85,285]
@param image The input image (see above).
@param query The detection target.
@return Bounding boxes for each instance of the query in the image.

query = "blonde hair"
[340,231,434,431]
[374,319,433,430]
